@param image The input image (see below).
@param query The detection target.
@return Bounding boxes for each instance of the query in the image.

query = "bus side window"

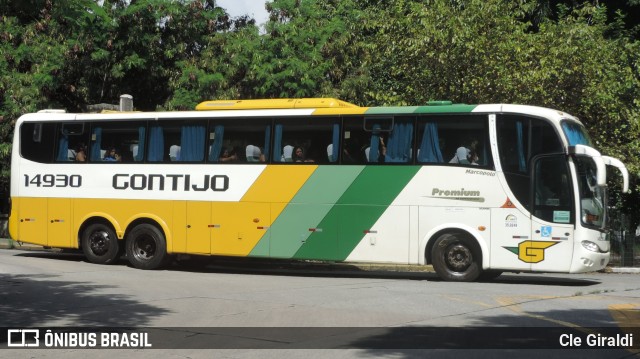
[273,117,338,164]
[21,122,57,163]
[57,123,87,163]
[342,116,367,164]
[419,115,491,168]
[88,121,147,163]
[208,118,271,164]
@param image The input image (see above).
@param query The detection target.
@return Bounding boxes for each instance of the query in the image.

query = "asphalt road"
[0,248,639,358]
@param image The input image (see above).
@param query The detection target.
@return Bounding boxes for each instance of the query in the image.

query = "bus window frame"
[363,116,394,133]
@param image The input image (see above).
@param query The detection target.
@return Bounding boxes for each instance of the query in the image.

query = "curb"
[607,267,640,274]
[0,238,49,251]
[0,237,13,249]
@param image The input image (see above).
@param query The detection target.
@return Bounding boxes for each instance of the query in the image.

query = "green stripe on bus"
[414,104,477,113]
[251,166,365,258]
[365,106,420,115]
[365,104,477,115]
[293,166,420,260]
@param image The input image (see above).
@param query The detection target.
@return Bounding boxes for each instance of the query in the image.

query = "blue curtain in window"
[369,124,381,162]
[56,134,69,161]
[208,125,224,161]
[418,122,443,163]
[148,126,164,162]
[385,122,413,163]
[516,121,526,172]
[135,126,145,161]
[562,123,589,145]
[180,125,205,161]
[263,125,271,161]
[90,127,102,161]
[330,123,340,162]
[273,124,283,162]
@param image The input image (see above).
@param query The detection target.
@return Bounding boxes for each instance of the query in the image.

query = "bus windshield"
[562,121,594,147]
[575,156,606,229]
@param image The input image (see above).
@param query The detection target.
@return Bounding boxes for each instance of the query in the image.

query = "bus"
[8,98,629,281]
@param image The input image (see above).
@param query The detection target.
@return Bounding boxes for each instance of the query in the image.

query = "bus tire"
[431,233,481,282]
[126,223,169,270]
[81,223,121,265]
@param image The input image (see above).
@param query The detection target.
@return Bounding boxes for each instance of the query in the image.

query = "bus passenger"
[469,149,479,165]
[104,147,121,162]
[449,139,478,164]
[75,143,87,162]
[293,146,314,162]
[379,137,387,160]
[220,148,238,162]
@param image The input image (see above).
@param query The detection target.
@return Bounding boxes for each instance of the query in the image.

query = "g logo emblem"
[504,241,559,263]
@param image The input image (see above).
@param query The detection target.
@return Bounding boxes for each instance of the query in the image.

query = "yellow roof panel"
[195,98,359,111]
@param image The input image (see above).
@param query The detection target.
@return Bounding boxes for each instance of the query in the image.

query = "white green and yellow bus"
[8,98,629,281]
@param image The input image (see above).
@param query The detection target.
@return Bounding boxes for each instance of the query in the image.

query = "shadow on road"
[11,250,601,287]
[0,270,170,327]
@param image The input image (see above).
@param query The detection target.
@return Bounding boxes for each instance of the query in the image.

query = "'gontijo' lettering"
[113,174,229,192]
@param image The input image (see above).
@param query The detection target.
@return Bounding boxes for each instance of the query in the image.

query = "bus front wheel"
[81,223,121,265]
[126,224,169,270]
[431,233,481,282]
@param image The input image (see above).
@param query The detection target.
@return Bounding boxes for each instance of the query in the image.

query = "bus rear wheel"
[81,223,121,265]
[431,233,481,282]
[126,223,169,270]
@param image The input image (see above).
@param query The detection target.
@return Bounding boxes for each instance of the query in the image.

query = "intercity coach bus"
[9,98,629,281]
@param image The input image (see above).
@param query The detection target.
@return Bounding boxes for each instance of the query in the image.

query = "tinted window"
[20,122,56,163]
[54,123,89,163]
[88,120,147,163]
[342,116,415,164]
[533,155,574,223]
[207,118,271,163]
[497,115,564,210]
[273,117,338,164]
[416,115,492,167]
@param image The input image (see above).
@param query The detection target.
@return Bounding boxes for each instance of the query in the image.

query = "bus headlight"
[581,240,600,252]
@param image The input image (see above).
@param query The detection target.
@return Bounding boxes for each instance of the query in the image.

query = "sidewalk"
[1,237,638,273]
[0,237,13,249]
[0,237,45,251]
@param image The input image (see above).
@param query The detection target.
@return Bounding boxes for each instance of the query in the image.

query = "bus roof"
[195,98,359,111]
[19,99,575,123]
[195,98,478,115]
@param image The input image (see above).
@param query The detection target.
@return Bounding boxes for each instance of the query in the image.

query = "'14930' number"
[24,174,82,188]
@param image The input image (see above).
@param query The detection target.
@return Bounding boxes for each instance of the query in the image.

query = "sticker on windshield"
[553,211,571,223]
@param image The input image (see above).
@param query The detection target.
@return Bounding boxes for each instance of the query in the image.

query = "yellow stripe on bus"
[311,107,368,116]
[241,165,318,204]
[10,166,318,257]
[209,165,318,256]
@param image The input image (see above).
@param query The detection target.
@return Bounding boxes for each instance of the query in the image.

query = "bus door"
[528,155,574,272]
[47,198,72,247]
[18,197,48,246]
[185,201,211,254]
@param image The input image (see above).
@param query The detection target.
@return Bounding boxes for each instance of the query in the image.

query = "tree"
[358,0,640,226]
